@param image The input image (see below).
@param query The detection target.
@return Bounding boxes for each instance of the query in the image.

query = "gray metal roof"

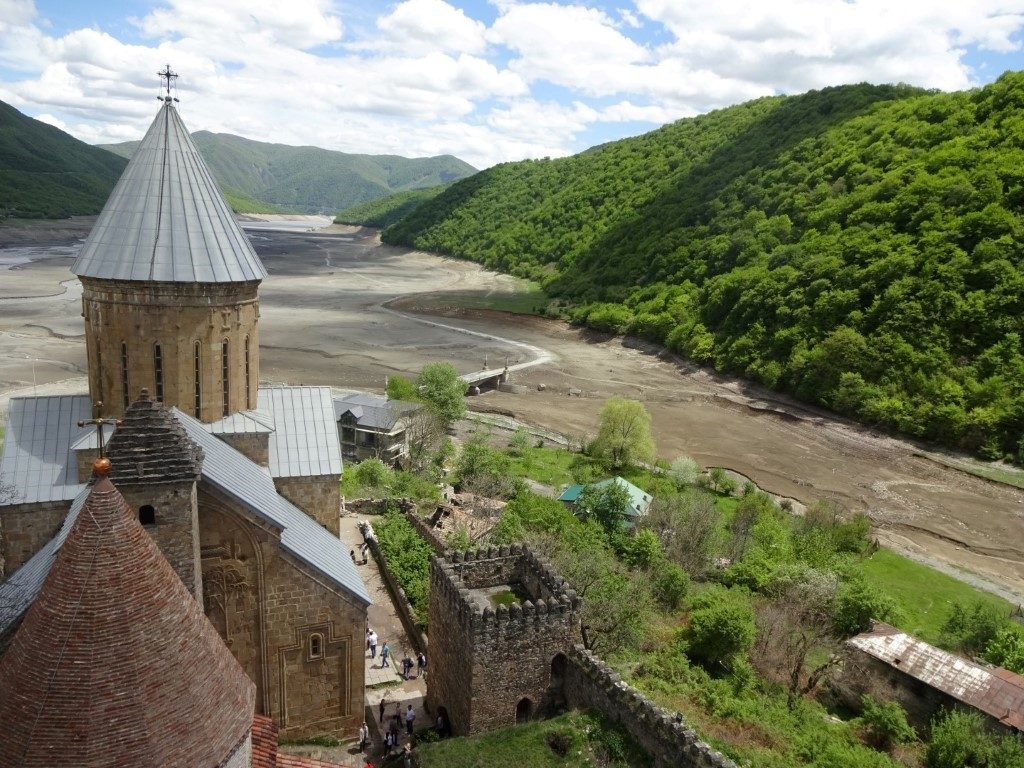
[206,409,276,435]
[72,101,267,284]
[0,396,91,504]
[174,408,369,604]
[260,386,342,478]
[0,485,88,637]
[334,393,421,431]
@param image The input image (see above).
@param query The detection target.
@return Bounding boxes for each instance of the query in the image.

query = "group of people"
[365,629,426,678]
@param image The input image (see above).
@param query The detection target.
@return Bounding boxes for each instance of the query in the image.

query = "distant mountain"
[0,100,127,218]
[101,132,477,215]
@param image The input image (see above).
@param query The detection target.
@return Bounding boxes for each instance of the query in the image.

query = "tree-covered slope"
[335,184,450,227]
[102,132,475,214]
[384,73,1024,461]
[0,100,127,218]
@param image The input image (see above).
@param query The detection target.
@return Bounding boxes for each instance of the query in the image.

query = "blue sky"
[2,1,1023,167]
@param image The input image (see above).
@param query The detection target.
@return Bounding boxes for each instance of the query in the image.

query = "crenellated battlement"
[427,544,583,736]
[429,545,581,638]
[565,646,737,768]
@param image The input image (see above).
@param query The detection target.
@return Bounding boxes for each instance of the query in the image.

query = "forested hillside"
[335,184,450,228]
[0,100,126,218]
[103,132,475,214]
[385,73,1024,462]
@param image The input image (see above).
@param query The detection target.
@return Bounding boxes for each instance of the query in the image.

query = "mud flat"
[2,225,1023,601]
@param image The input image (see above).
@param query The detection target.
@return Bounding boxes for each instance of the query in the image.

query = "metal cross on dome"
[77,401,120,460]
[157,64,179,102]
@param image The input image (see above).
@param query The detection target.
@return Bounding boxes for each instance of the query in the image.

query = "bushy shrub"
[833,578,900,637]
[860,695,916,750]
[942,600,1009,655]
[652,561,690,610]
[683,587,756,671]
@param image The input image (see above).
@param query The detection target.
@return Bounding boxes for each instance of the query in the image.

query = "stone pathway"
[339,513,429,760]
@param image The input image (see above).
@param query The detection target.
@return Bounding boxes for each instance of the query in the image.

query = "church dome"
[72,98,267,284]
[0,471,256,767]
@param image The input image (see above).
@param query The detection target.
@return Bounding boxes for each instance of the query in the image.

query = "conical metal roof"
[72,99,267,283]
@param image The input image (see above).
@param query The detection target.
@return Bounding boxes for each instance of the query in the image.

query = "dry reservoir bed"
[1,224,1022,601]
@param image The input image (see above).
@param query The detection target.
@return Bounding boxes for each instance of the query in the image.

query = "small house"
[559,476,653,527]
[333,393,422,466]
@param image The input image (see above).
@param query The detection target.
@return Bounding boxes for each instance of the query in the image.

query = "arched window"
[120,342,130,410]
[221,339,230,416]
[139,505,155,525]
[308,632,324,660]
[153,344,164,402]
[193,342,202,417]
[244,335,251,407]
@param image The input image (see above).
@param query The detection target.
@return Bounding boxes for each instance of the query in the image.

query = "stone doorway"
[516,697,533,724]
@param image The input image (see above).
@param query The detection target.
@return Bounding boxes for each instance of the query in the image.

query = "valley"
[1,223,1023,603]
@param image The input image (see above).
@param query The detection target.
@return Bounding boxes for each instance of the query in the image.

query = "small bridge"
[461,366,510,395]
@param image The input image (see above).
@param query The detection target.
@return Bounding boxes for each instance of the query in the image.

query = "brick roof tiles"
[0,476,255,767]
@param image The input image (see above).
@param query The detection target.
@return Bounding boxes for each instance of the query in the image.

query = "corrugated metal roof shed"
[558,476,653,517]
[174,408,369,604]
[71,101,267,284]
[0,485,89,637]
[260,386,342,478]
[0,396,91,504]
[849,621,1024,731]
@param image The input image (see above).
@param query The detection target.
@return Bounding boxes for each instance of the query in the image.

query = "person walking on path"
[401,654,413,679]
[368,630,378,659]
[366,628,372,654]
[378,697,387,724]
[361,542,369,564]
[380,641,390,668]
[405,704,415,736]
[416,652,427,679]
[358,722,369,753]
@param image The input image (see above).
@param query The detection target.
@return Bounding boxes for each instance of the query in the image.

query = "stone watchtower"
[72,88,267,422]
[427,546,582,736]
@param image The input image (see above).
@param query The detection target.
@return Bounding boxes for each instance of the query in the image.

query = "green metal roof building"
[558,476,654,522]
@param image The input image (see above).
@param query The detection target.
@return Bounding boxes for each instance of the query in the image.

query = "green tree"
[590,397,655,470]
[833,578,900,637]
[942,600,1008,655]
[576,482,634,531]
[983,625,1024,674]
[683,588,757,671]
[386,375,421,402]
[417,362,467,427]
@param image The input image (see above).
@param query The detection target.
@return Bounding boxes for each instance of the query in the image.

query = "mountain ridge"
[382,73,1024,462]
[100,131,476,215]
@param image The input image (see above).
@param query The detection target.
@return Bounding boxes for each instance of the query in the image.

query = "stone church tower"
[73,94,266,421]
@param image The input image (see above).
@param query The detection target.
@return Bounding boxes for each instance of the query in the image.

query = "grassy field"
[429,281,549,315]
[416,712,646,768]
[925,453,1024,490]
[858,548,1016,644]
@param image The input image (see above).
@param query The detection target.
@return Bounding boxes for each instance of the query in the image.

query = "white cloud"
[374,0,487,55]
[0,1,1022,168]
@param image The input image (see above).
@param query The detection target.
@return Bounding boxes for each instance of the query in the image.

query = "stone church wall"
[564,647,736,768]
[0,500,69,578]
[80,278,260,421]
[199,488,365,741]
[274,475,340,532]
[217,432,270,467]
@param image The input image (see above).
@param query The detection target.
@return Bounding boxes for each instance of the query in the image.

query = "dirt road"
[2,224,1023,601]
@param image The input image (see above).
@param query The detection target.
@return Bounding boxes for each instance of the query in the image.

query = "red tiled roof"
[849,621,1024,731]
[0,477,256,767]
[252,715,279,768]
[277,754,349,768]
